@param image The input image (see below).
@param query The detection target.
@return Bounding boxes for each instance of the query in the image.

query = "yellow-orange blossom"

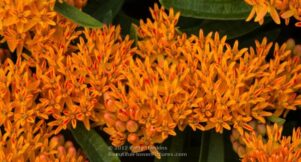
[1,1,301,161]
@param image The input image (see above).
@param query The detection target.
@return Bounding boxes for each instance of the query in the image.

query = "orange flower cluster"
[241,124,301,162]
[0,120,86,161]
[0,0,134,161]
[245,0,301,26]
[230,120,267,157]
[101,4,301,157]
[0,0,57,54]
[1,1,301,160]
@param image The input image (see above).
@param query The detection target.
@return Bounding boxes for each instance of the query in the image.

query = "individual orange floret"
[241,124,301,162]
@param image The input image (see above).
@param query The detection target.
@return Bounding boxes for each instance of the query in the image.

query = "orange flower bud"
[68,146,77,156]
[64,141,74,149]
[231,129,240,140]
[237,145,246,157]
[232,141,240,153]
[126,120,139,132]
[57,146,66,155]
[286,38,295,51]
[38,154,48,161]
[293,45,301,57]
[57,134,65,146]
[127,133,139,144]
[117,109,129,122]
[115,120,126,132]
[257,124,267,136]
[50,136,59,148]
[104,112,117,126]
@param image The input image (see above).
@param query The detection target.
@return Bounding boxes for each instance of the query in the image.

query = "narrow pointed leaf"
[182,20,260,39]
[54,2,103,28]
[199,131,224,162]
[159,0,251,20]
[70,123,121,162]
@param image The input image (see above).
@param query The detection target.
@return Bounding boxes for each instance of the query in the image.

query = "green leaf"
[181,20,260,40]
[83,0,124,24]
[154,131,186,162]
[268,115,286,125]
[54,2,103,28]
[114,11,139,36]
[70,123,121,162]
[159,0,251,20]
[199,131,224,162]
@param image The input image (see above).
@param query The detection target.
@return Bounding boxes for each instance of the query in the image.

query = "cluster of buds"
[102,4,301,158]
[241,124,301,162]
[36,134,88,162]
[286,38,301,57]
[230,120,267,157]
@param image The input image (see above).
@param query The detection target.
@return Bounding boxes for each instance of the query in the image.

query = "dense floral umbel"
[241,124,301,162]
[1,1,301,160]
[0,0,87,55]
[0,121,86,161]
[102,4,301,157]
[245,0,301,26]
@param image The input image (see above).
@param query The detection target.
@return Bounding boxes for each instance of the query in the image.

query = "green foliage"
[181,19,260,40]
[54,2,103,28]
[70,123,121,162]
[83,0,124,24]
[199,131,225,162]
[159,0,251,20]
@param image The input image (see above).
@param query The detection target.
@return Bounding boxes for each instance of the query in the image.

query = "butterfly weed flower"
[241,124,301,162]
[245,0,301,27]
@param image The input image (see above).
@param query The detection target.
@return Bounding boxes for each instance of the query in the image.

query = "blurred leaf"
[268,115,286,125]
[199,131,209,162]
[154,131,186,162]
[71,123,121,162]
[83,0,124,24]
[54,2,103,28]
[199,131,224,162]
[159,0,251,20]
[181,20,260,40]
[114,11,139,36]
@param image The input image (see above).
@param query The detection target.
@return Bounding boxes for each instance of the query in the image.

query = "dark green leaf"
[114,11,139,36]
[181,20,260,40]
[268,115,286,125]
[70,123,121,162]
[159,0,251,20]
[154,131,186,162]
[199,131,224,162]
[54,2,103,28]
[83,0,124,24]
